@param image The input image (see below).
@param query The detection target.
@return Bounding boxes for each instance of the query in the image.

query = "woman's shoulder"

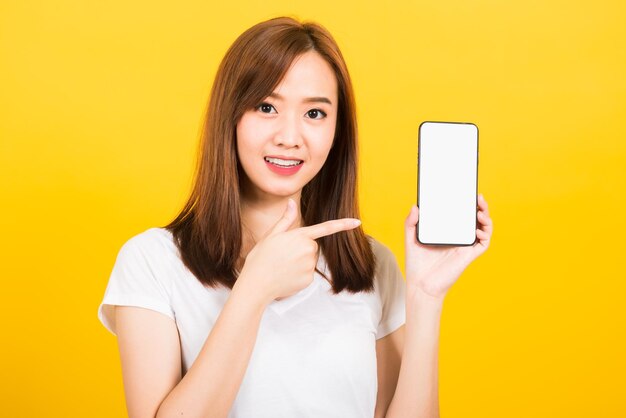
[109,227,184,290]
[116,227,179,261]
[120,226,170,246]
[365,234,397,266]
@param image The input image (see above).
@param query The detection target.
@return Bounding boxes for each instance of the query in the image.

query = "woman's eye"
[257,103,276,114]
[306,109,327,120]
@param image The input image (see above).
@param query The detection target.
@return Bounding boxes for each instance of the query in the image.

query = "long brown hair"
[162,16,375,294]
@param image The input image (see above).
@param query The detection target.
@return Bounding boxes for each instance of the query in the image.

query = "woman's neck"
[237,193,304,268]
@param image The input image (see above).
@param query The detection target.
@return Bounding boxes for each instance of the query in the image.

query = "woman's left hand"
[404,194,493,301]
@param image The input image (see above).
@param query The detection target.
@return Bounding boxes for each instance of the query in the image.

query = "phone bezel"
[416,120,479,246]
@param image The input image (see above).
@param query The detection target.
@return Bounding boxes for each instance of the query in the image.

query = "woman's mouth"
[264,156,304,176]
[264,156,304,167]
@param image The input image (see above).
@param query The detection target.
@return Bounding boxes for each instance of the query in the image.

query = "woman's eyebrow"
[268,92,332,105]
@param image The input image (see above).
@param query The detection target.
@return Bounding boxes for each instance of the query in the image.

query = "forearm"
[386,287,444,418]
[156,280,267,418]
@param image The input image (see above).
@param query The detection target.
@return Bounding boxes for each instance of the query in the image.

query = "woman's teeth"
[264,157,303,167]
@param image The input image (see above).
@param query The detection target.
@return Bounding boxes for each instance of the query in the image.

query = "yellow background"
[1,0,624,416]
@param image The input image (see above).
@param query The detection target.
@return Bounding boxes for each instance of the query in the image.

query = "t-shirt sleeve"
[373,239,407,340]
[97,231,175,336]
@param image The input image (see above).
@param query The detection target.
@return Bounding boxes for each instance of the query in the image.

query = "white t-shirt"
[98,227,406,418]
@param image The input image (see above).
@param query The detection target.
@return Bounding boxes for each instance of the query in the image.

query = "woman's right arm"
[115,200,359,418]
[115,279,268,418]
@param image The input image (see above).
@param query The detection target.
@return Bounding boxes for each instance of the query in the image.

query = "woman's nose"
[273,112,303,147]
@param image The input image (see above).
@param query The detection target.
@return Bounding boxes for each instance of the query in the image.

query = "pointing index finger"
[300,218,361,240]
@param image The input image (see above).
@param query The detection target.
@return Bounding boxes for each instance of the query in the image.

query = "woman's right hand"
[236,198,361,306]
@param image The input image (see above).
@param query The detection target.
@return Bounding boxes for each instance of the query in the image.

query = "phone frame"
[416,120,480,246]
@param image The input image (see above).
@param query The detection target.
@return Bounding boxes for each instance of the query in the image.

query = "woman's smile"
[264,158,304,176]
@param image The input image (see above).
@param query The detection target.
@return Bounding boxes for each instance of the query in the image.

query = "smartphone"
[417,121,479,246]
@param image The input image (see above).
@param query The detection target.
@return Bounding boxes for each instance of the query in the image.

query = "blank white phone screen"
[418,122,478,245]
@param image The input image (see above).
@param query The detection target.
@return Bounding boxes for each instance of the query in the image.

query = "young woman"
[98,16,493,418]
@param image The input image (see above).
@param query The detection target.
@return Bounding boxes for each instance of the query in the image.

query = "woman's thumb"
[267,198,297,237]
[404,205,419,246]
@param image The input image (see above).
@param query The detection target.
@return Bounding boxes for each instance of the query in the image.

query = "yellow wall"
[1,1,624,416]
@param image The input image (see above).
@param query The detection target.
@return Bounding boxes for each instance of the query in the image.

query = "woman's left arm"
[385,194,493,418]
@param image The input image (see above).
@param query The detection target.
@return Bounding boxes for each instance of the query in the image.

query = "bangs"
[226,24,316,122]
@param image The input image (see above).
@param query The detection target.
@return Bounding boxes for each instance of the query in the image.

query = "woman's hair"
[163,16,375,294]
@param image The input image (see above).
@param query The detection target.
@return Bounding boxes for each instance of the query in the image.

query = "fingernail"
[352,219,361,227]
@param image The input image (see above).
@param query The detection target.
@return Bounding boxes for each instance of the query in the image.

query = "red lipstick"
[264,156,304,176]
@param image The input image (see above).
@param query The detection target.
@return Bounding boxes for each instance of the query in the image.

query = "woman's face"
[236,50,338,203]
